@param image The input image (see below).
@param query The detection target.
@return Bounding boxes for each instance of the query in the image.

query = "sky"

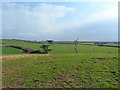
[1,0,119,41]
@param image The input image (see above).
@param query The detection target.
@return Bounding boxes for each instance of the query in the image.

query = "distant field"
[1,39,119,88]
[0,40,118,55]
[2,47,24,55]
[103,44,119,46]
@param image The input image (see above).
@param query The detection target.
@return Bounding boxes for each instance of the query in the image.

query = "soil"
[0,54,51,61]
[94,57,117,61]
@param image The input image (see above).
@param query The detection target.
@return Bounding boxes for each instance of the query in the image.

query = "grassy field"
[2,47,24,55]
[1,40,118,55]
[103,43,119,46]
[1,39,119,88]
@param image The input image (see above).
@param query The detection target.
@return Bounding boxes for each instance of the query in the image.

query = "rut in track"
[0,54,51,61]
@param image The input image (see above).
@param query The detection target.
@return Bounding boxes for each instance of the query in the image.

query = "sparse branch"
[40,40,53,54]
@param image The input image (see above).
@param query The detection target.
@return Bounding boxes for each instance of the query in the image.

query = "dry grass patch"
[0,54,51,61]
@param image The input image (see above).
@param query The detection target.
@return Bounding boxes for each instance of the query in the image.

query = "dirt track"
[0,54,51,61]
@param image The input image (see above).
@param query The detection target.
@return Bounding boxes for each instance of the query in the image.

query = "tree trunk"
[74,47,78,54]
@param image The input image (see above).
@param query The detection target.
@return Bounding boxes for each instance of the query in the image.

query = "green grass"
[1,39,119,88]
[1,40,118,55]
[2,47,24,55]
[51,44,118,54]
[2,40,43,51]
[2,53,118,88]
[103,44,118,46]
[80,42,94,44]
[0,40,14,43]
[1,39,118,55]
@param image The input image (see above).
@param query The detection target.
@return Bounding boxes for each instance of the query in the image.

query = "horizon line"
[0,38,119,42]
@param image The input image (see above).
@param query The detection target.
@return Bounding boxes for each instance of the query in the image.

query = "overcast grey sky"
[1,0,118,41]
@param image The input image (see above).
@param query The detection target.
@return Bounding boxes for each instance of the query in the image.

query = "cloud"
[0,8,2,38]
[2,3,75,39]
[2,0,119,2]
[75,5,117,27]
[87,6,117,22]
[2,2,118,41]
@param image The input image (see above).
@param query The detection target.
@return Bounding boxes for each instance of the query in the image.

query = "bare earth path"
[0,54,51,61]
